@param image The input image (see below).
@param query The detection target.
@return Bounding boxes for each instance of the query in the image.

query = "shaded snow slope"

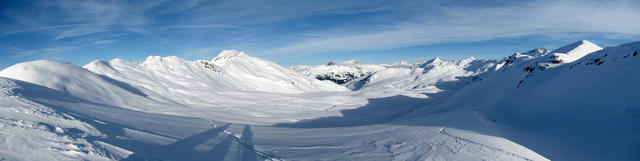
[0,60,163,108]
[426,41,640,161]
[0,78,113,161]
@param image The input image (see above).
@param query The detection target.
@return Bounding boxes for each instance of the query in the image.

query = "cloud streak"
[260,0,640,55]
[2,0,640,67]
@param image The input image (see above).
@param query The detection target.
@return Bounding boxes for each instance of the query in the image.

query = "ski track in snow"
[206,120,283,161]
[438,127,533,161]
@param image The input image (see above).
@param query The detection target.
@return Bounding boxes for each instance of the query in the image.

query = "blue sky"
[1,0,639,68]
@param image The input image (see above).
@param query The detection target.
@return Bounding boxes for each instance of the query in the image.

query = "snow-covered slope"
[1,51,356,125]
[292,60,386,85]
[548,40,602,63]
[498,40,602,74]
[0,77,548,161]
[294,57,500,98]
[0,60,162,108]
[86,50,347,94]
[424,40,640,161]
[0,78,110,160]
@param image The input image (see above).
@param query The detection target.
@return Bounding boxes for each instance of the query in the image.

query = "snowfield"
[0,40,639,160]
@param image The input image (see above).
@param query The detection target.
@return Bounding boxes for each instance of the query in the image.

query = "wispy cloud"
[92,39,114,45]
[2,0,159,40]
[9,46,77,59]
[261,0,640,55]
[2,0,640,67]
[163,24,240,29]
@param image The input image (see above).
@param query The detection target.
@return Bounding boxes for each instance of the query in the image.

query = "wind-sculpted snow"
[0,40,639,160]
[0,78,110,160]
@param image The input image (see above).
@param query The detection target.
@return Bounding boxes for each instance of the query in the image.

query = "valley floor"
[0,78,548,161]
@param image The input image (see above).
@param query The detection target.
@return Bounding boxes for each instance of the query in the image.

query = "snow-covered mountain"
[86,50,347,94]
[0,40,639,161]
[294,57,501,98]
[421,40,640,161]
[347,57,501,97]
[292,60,386,85]
[1,50,358,125]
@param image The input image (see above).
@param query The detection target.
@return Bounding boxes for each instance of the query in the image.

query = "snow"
[349,57,500,98]
[79,50,357,124]
[427,40,640,160]
[0,40,638,160]
[549,40,602,63]
[292,60,386,85]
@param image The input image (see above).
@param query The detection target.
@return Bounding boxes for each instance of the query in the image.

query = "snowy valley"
[1,40,639,161]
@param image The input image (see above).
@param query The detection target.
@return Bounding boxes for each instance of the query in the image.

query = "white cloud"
[10,46,77,59]
[261,0,640,55]
[163,24,240,29]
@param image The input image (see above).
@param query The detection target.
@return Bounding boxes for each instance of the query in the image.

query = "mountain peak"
[214,50,247,59]
[551,40,601,54]
[327,60,360,66]
[143,55,183,63]
[210,50,253,66]
[549,40,603,63]
[425,57,443,64]
[524,48,550,57]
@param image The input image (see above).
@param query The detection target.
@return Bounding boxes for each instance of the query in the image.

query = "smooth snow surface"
[1,41,639,161]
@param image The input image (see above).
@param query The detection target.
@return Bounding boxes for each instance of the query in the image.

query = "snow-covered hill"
[0,40,638,161]
[0,60,159,107]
